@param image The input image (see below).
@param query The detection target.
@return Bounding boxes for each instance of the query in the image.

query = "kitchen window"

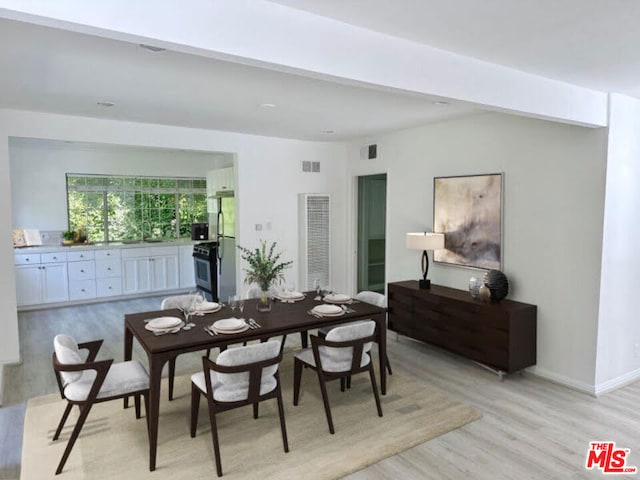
[66,174,207,243]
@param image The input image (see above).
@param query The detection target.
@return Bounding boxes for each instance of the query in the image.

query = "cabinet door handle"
[52,256,57,260]
[81,288,85,292]
[80,255,84,258]
[108,286,112,290]
[106,253,111,256]
[80,269,85,273]
[25,258,30,262]
[107,267,112,271]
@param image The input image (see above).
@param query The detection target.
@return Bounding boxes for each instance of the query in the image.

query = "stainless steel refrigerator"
[212,192,236,301]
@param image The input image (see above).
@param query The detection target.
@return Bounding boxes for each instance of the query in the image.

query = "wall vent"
[368,144,377,159]
[302,160,321,173]
[298,193,330,290]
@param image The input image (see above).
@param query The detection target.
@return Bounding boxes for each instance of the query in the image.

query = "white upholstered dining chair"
[317,291,392,375]
[161,293,221,401]
[52,334,150,475]
[190,340,289,477]
[293,321,383,434]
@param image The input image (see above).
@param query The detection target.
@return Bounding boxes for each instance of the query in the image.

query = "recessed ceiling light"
[140,44,166,52]
[96,101,115,107]
[259,103,277,108]
[433,101,450,106]
[321,130,335,134]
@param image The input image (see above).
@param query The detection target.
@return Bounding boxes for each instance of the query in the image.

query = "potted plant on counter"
[238,240,293,312]
[62,230,76,245]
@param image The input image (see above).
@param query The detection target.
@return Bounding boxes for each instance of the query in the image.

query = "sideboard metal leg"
[473,360,506,380]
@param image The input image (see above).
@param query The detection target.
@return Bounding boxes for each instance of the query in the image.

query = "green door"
[357,174,387,293]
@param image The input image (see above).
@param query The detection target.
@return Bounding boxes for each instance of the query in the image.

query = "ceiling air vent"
[368,144,377,160]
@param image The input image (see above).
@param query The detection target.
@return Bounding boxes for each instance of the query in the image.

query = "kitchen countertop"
[14,238,200,254]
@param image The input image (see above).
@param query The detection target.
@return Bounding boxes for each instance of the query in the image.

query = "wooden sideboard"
[388,280,537,377]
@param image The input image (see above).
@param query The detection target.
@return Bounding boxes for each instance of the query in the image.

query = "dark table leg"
[124,326,133,409]
[374,313,387,395]
[147,353,170,471]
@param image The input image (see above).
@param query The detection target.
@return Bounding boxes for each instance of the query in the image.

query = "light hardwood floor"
[1,297,639,479]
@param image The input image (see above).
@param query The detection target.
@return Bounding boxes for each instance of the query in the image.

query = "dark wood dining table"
[124,293,388,471]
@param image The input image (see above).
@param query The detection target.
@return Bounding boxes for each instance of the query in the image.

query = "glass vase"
[257,290,271,312]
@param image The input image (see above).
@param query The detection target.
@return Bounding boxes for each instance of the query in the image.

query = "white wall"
[347,112,608,389]
[595,94,640,392]
[0,109,348,370]
[9,138,231,230]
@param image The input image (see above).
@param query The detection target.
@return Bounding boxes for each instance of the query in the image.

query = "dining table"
[123,292,388,471]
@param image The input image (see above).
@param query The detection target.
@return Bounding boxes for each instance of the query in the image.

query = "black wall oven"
[193,241,219,301]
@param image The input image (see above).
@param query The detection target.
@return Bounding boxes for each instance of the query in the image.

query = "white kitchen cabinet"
[121,246,179,294]
[95,249,122,297]
[179,245,195,288]
[206,167,235,196]
[15,253,69,306]
[67,251,96,301]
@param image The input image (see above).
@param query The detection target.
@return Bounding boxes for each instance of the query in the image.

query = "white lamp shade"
[406,232,445,251]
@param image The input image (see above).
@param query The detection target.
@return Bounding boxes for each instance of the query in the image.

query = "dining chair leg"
[315,370,335,434]
[168,358,176,401]
[134,393,141,419]
[253,402,259,419]
[293,358,303,406]
[206,348,211,358]
[368,365,383,418]
[275,385,289,452]
[53,403,74,441]
[386,354,393,375]
[55,402,94,475]
[340,377,346,392]
[143,392,150,436]
[190,385,200,437]
[206,402,223,477]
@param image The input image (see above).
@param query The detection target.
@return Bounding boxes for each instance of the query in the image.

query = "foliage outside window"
[66,174,207,243]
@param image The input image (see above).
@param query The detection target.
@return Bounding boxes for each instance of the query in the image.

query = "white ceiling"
[1,1,638,141]
[272,0,640,98]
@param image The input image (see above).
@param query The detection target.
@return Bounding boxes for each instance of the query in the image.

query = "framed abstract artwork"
[433,173,503,270]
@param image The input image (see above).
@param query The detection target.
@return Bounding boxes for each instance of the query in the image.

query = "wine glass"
[314,278,321,301]
[238,297,245,318]
[286,281,295,295]
[228,295,238,315]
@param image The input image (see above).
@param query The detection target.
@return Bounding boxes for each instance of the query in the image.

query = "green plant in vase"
[238,240,293,312]
[62,230,76,245]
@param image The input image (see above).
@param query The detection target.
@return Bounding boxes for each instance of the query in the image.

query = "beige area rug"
[21,360,480,480]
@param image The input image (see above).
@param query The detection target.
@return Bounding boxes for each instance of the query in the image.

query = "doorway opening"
[357,174,387,293]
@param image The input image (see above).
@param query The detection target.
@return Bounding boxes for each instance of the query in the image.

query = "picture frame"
[433,173,503,270]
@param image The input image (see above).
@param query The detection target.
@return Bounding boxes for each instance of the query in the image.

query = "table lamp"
[406,232,445,289]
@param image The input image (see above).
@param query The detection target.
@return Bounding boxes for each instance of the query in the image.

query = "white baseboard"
[594,367,640,396]
[529,365,640,396]
[528,366,597,396]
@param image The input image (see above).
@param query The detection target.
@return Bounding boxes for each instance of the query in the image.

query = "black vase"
[483,270,509,301]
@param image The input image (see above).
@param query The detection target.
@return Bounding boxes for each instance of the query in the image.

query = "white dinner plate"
[145,320,184,332]
[213,318,246,331]
[197,302,221,313]
[146,316,182,330]
[212,324,250,334]
[312,304,343,316]
[323,293,351,304]
[278,291,305,300]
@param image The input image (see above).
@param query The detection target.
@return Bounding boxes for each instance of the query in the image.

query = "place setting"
[204,317,261,336]
[275,282,305,303]
[308,303,346,318]
[144,316,185,336]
